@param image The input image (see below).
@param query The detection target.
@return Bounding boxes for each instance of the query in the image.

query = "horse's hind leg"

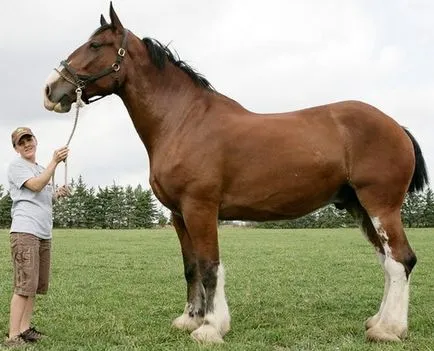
[345,200,389,331]
[364,212,415,342]
[171,213,205,332]
[352,187,416,342]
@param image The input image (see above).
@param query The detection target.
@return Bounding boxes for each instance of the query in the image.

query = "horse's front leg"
[171,213,205,332]
[182,201,230,344]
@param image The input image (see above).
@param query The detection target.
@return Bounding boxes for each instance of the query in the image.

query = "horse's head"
[44,3,129,113]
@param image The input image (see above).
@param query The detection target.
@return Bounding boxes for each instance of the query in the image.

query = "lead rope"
[52,88,84,194]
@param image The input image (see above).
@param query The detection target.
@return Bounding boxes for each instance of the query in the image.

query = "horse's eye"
[90,42,102,49]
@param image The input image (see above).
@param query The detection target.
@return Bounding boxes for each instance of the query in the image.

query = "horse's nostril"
[45,85,51,97]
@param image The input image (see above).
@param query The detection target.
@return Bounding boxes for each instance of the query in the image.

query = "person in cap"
[4,127,70,347]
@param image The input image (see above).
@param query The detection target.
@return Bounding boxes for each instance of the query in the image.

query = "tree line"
[1,179,434,229]
[0,176,167,229]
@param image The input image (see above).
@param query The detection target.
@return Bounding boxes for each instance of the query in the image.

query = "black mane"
[142,38,215,91]
[90,26,214,91]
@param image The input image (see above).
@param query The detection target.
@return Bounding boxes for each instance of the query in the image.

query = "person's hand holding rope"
[51,146,71,199]
[52,146,69,164]
[54,185,70,200]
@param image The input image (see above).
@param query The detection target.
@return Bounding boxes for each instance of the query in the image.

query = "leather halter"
[57,28,129,103]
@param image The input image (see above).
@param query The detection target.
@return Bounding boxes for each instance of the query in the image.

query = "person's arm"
[24,161,58,192]
[23,147,69,192]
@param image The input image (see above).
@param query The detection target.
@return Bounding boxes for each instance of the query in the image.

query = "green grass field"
[0,227,433,351]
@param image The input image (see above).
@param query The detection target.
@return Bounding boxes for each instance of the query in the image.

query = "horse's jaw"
[44,98,72,113]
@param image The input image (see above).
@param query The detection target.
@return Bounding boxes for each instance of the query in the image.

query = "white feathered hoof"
[191,324,224,344]
[220,318,231,337]
[364,314,380,330]
[366,323,407,342]
[172,314,202,332]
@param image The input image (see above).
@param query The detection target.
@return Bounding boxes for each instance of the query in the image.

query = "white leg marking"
[381,253,409,330]
[365,253,388,329]
[172,303,202,332]
[370,217,389,252]
[191,264,230,343]
[366,217,409,341]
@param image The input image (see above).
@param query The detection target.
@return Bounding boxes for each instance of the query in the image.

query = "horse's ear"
[100,14,108,26]
[109,2,124,30]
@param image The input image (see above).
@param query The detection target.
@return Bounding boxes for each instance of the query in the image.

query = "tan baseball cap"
[11,127,35,147]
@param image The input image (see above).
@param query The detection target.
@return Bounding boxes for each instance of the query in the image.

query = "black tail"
[403,128,429,193]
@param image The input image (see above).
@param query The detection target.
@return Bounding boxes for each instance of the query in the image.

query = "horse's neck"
[118,64,210,154]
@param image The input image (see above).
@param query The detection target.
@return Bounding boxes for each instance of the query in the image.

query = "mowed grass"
[0,227,433,351]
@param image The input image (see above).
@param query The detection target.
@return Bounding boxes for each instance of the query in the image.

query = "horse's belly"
[218,205,314,221]
[218,189,337,221]
[219,160,346,221]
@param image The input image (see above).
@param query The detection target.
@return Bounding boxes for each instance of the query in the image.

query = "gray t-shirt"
[8,157,54,239]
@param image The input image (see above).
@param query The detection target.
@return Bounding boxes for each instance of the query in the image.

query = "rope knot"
[75,88,85,108]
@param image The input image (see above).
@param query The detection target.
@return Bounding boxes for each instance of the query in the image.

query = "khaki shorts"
[10,233,51,297]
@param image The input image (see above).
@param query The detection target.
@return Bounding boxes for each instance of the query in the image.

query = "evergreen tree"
[124,185,137,228]
[134,187,157,228]
[85,187,98,228]
[156,209,168,227]
[106,182,126,229]
[72,176,91,228]
[422,188,434,227]
[53,191,68,228]
[56,176,90,228]
[95,186,111,229]
[0,186,12,228]
[402,192,425,228]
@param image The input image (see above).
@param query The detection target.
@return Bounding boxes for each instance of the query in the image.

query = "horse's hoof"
[220,320,231,337]
[191,324,224,344]
[365,324,406,342]
[172,314,202,332]
[364,315,380,330]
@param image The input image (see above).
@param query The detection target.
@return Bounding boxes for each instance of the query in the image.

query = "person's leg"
[19,238,51,342]
[19,296,34,333]
[8,233,39,339]
[8,294,28,338]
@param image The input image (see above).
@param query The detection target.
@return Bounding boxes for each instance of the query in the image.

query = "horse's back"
[218,100,414,220]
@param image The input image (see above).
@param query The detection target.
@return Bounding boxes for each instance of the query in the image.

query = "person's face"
[14,135,37,161]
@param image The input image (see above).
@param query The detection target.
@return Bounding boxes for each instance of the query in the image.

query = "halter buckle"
[77,80,86,89]
[118,48,126,57]
[112,63,120,72]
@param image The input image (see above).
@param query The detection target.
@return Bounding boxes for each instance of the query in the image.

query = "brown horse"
[44,4,428,344]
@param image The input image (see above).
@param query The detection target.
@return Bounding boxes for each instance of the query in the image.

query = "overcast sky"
[1,0,433,194]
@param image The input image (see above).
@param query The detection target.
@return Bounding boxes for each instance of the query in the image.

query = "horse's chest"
[149,173,182,212]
